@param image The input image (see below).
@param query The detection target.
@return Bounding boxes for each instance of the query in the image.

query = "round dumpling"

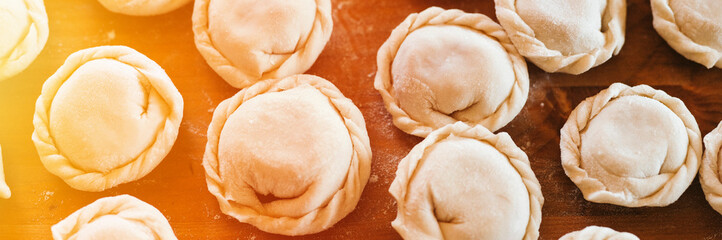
[700,121,722,215]
[559,226,639,240]
[51,195,177,240]
[652,0,722,68]
[32,46,184,192]
[495,0,626,74]
[203,74,371,236]
[389,122,543,239]
[375,7,529,137]
[192,0,332,88]
[560,83,701,207]
[96,0,192,16]
[0,0,49,81]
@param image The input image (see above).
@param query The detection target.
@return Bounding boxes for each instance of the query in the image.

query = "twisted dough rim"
[374,7,529,138]
[494,0,626,74]
[650,0,722,68]
[701,121,722,215]
[192,0,333,88]
[203,74,372,236]
[559,83,702,207]
[51,194,177,240]
[559,226,639,240]
[32,45,184,192]
[389,122,543,240]
[0,0,49,81]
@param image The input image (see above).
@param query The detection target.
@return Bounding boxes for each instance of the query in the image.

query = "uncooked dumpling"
[701,121,722,215]
[0,145,10,199]
[560,83,701,207]
[32,46,184,192]
[652,0,722,68]
[52,195,177,240]
[192,0,333,88]
[97,0,192,16]
[203,74,371,235]
[559,226,639,240]
[375,7,529,137]
[495,0,626,74]
[389,122,543,239]
[0,0,49,81]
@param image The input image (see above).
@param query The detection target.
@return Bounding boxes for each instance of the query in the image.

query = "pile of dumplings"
[1,0,721,239]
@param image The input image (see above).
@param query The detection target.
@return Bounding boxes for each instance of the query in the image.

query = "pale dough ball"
[203,74,371,236]
[652,0,722,68]
[560,83,702,207]
[0,0,49,81]
[97,0,192,16]
[559,226,639,240]
[193,0,333,88]
[389,122,543,239]
[32,46,184,192]
[51,195,177,240]
[375,7,529,137]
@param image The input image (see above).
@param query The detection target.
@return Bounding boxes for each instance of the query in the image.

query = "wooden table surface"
[1,0,721,239]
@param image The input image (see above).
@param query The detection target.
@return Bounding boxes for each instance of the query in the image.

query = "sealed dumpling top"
[32,46,184,192]
[96,0,192,16]
[0,0,49,81]
[495,0,626,74]
[652,0,722,68]
[192,0,333,88]
[375,7,529,137]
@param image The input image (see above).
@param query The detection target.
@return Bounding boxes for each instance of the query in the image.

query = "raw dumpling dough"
[559,226,639,240]
[375,7,529,137]
[560,83,701,207]
[32,46,184,192]
[0,145,10,199]
[495,0,626,74]
[389,122,543,239]
[192,0,333,88]
[97,0,192,16]
[52,195,177,240]
[701,121,722,215]
[203,74,371,235]
[652,0,722,68]
[0,0,49,81]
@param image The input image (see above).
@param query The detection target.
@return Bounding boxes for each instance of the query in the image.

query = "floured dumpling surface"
[652,0,722,68]
[192,0,333,88]
[203,74,371,236]
[389,122,543,239]
[700,121,722,215]
[495,0,626,74]
[560,83,701,207]
[375,7,528,137]
[51,195,177,240]
[0,145,9,199]
[97,0,192,16]
[32,46,184,192]
[0,0,49,81]
[559,226,639,240]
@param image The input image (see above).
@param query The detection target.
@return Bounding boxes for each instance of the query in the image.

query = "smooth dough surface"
[0,145,9,199]
[203,74,371,236]
[560,83,701,207]
[389,122,543,239]
[32,46,184,192]
[51,195,177,240]
[193,0,333,88]
[495,0,626,74]
[0,0,49,81]
[97,0,192,16]
[375,7,529,137]
[652,0,722,68]
[700,121,722,215]
[559,226,639,240]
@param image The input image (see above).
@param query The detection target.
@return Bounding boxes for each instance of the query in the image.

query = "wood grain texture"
[0,0,721,239]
